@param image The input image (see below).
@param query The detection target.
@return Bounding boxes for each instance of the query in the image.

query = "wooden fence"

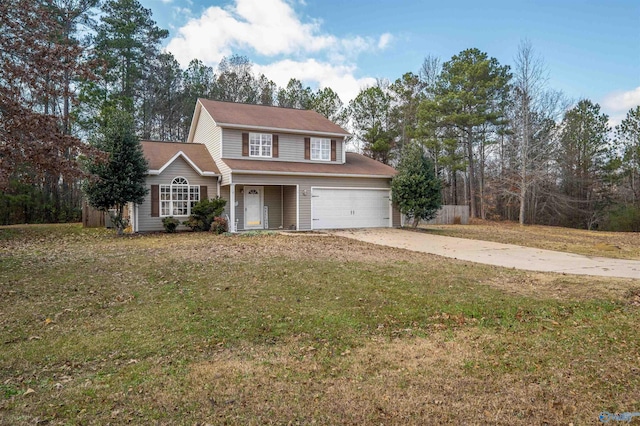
[423,205,469,225]
[82,202,105,228]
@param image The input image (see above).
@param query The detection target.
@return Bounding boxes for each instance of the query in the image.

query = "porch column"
[230,183,236,232]
[296,185,300,231]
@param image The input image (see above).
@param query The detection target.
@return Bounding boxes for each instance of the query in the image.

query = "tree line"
[1,0,638,230]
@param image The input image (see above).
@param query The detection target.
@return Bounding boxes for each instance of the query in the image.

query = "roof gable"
[197,99,350,137]
[141,141,220,176]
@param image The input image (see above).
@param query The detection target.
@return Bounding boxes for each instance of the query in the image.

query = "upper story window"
[311,138,331,161]
[249,133,272,158]
[160,177,199,217]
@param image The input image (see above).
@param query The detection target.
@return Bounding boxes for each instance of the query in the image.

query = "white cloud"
[377,33,393,50]
[166,0,361,66]
[601,87,640,127]
[165,0,391,103]
[254,59,376,103]
[602,87,640,112]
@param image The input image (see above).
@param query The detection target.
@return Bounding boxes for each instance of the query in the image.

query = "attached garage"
[311,188,391,229]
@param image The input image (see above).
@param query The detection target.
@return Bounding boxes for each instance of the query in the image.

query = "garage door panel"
[312,188,390,230]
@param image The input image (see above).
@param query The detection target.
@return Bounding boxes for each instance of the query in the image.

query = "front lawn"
[0,224,638,424]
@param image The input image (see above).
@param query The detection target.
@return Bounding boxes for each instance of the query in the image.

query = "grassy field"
[421,220,640,260]
[1,224,639,425]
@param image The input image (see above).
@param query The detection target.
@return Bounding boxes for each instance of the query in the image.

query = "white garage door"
[311,188,391,229]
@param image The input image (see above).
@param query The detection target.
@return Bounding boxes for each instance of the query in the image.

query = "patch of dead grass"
[146,330,635,425]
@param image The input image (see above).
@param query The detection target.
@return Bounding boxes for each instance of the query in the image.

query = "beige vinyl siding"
[282,186,297,230]
[223,129,344,164]
[215,157,232,185]
[219,185,230,217]
[264,186,282,229]
[190,110,233,185]
[192,109,221,158]
[137,157,218,232]
[392,204,402,227]
[231,174,391,230]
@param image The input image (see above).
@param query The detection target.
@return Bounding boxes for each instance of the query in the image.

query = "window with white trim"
[311,138,331,161]
[160,177,199,217]
[249,133,272,157]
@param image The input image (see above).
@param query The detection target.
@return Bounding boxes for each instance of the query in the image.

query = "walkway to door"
[332,228,640,280]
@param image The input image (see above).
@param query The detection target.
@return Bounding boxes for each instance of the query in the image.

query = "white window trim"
[160,176,199,217]
[249,133,272,158]
[311,137,331,162]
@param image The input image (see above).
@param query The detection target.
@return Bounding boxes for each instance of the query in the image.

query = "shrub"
[210,216,228,234]
[184,197,227,232]
[602,204,640,232]
[162,216,180,233]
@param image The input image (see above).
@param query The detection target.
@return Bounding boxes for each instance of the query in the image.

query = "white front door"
[244,186,263,229]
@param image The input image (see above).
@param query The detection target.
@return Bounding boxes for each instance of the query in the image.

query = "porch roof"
[221,152,397,178]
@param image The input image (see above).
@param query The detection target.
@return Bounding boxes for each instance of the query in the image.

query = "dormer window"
[311,138,331,161]
[249,133,272,158]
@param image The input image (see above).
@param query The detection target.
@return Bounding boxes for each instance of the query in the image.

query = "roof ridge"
[140,139,189,144]
[198,98,314,112]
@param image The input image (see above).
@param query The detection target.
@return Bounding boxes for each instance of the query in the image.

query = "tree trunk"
[466,128,477,218]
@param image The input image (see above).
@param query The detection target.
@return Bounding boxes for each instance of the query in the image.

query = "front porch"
[221,184,298,232]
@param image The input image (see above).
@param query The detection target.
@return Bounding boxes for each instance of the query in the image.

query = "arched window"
[160,177,199,217]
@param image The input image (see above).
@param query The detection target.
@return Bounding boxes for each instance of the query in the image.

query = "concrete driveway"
[332,228,640,280]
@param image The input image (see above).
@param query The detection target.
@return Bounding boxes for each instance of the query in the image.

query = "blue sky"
[141,0,640,125]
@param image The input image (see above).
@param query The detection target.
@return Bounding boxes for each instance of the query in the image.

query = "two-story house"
[130,99,401,232]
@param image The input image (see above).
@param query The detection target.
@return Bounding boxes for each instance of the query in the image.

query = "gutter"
[217,123,350,138]
[230,170,394,179]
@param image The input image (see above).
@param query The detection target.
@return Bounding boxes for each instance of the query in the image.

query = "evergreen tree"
[83,110,148,235]
[86,0,168,130]
[311,87,346,127]
[557,99,610,229]
[616,106,640,204]
[277,78,313,109]
[348,85,396,164]
[391,142,442,227]
[432,48,511,218]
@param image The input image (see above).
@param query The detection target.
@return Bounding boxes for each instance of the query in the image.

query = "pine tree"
[83,110,148,235]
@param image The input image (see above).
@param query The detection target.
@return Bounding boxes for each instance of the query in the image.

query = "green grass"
[0,224,638,424]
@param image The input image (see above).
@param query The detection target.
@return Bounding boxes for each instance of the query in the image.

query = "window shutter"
[242,133,249,156]
[151,185,159,217]
[272,134,279,158]
[331,139,337,161]
[304,137,311,160]
[200,185,208,201]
